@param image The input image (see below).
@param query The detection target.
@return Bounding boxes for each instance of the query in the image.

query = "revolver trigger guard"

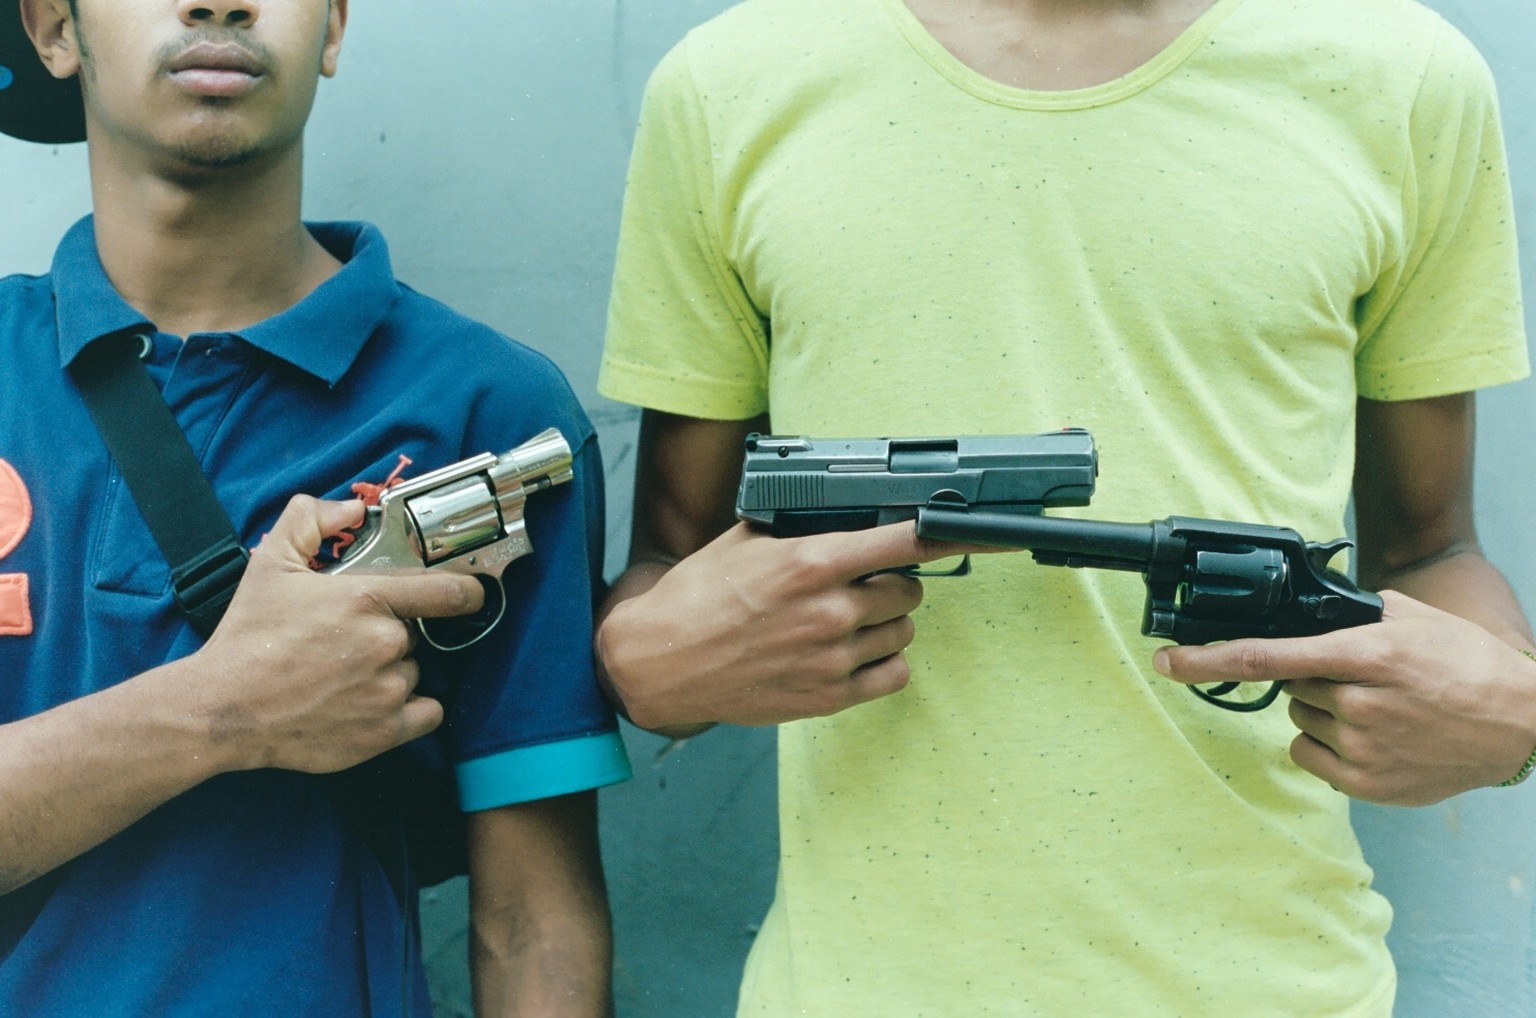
[1188,680,1285,713]
[418,574,509,653]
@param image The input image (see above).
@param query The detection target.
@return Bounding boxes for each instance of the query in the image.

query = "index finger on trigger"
[810,520,978,580]
[370,571,486,621]
[1152,630,1364,687]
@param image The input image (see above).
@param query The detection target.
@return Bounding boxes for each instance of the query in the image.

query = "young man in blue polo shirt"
[0,1,629,1014]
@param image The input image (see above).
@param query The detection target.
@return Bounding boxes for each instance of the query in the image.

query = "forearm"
[1366,547,1534,651]
[0,496,475,895]
[0,656,234,894]
[469,794,614,1017]
[471,904,613,1018]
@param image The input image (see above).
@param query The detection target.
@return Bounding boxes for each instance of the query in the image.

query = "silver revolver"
[325,427,574,651]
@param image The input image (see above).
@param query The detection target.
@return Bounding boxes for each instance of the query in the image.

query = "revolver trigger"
[1305,537,1354,575]
[419,574,508,652]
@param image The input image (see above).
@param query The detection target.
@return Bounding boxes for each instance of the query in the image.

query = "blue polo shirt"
[0,217,631,1016]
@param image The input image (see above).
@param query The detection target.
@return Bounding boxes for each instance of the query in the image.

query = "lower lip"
[170,69,261,98]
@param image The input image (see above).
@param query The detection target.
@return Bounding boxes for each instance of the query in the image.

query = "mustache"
[155,28,277,77]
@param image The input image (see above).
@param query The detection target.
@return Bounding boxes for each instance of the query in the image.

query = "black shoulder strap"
[68,332,249,637]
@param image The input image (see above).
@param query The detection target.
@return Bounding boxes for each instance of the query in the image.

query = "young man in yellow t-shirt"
[596,0,1533,1013]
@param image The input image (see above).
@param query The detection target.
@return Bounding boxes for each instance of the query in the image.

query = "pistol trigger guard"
[419,574,509,652]
[866,555,972,580]
[890,552,970,577]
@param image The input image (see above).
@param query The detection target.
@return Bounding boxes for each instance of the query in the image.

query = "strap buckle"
[171,537,250,637]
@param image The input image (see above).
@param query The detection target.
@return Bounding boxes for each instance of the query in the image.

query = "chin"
[164,123,296,175]
[173,139,265,170]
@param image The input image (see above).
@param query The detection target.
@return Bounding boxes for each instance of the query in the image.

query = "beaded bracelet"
[1495,648,1536,788]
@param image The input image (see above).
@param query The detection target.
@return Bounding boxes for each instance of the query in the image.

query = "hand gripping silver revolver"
[325,427,574,651]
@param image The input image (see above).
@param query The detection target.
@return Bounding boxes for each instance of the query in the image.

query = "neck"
[87,140,340,338]
[904,0,1218,91]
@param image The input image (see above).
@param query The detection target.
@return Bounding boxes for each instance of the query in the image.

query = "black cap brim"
[0,4,85,144]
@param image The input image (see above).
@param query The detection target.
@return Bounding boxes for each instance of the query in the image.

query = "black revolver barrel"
[916,506,1155,572]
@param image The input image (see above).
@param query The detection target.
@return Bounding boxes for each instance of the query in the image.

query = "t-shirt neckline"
[875,0,1245,110]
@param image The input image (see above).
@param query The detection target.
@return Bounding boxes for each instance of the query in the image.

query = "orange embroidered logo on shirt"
[0,459,34,636]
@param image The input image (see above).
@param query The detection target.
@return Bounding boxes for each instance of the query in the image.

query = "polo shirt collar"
[52,216,401,387]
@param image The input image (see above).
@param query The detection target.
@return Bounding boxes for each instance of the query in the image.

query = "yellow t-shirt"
[600,0,1530,1013]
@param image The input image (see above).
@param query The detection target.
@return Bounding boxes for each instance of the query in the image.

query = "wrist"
[1494,648,1536,788]
[150,651,264,777]
[594,606,715,738]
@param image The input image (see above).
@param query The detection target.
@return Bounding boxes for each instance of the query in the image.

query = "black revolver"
[915,507,1383,711]
[735,429,1098,549]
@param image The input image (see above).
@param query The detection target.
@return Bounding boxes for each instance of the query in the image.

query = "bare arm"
[594,410,965,734]
[0,495,482,894]
[468,792,612,1017]
[1352,393,1532,643]
[1157,394,1536,804]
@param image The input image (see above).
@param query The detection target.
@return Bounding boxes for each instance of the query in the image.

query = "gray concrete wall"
[2,2,1532,1015]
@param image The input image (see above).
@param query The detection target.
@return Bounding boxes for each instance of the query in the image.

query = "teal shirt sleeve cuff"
[456,730,632,812]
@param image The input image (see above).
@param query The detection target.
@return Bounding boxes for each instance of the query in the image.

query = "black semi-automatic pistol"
[915,507,1383,711]
[326,428,573,651]
[735,429,1098,552]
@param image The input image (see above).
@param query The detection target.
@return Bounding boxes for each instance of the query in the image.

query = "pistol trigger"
[924,490,970,511]
[1305,537,1354,575]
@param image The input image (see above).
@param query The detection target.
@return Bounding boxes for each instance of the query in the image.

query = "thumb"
[255,495,366,568]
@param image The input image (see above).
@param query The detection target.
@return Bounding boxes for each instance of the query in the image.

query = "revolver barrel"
[916,507,1153,571]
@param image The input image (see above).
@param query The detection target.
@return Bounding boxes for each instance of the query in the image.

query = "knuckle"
[1235,643,1275,682]
[380,622,414,660]
[277,493,322,531]
[1332,684,1378,725]
[810,643,859,682]
[786,538,844,580]
[818,597,863,635]
[1353,633,1396,675]
[381,666,415,702]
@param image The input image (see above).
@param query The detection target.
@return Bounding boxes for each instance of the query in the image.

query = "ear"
[19,0,82,82]
[320,0,348,79]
